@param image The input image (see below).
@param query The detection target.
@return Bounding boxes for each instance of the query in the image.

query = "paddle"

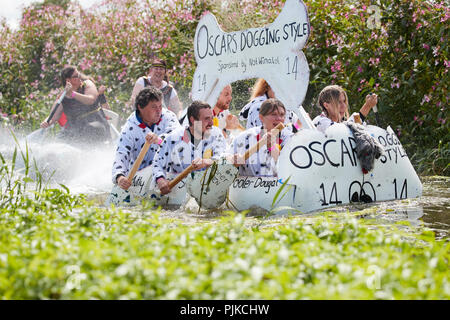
[186,123,285,209]
[26,90,67,143]
[372,104,382,127]
[242,122,285,163]
[105,137,162,206]
[368,93,382,127]
[162,149,213,192]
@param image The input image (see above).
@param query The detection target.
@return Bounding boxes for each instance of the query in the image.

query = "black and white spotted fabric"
[111,109,181,184]
[227,126,294,177]
[313,112,359,133]
[151,125,227,186]
[312,112,334,133]
[239,95,266,128]
[239,95,298,129]
[213,109,230,130]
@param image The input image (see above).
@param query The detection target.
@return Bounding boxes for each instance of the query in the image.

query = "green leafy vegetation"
[0,149,448,299]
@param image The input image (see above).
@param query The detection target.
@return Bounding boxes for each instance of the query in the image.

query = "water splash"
[0,126,116,195]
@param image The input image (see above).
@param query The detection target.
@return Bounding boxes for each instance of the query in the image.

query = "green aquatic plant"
[0,134,84,212]
[0,208,448,299]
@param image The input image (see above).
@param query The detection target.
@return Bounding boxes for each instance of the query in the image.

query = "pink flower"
[420,95,431,105]
[357,66,363,73]
[330,60,341,73]
[423,43,430,50]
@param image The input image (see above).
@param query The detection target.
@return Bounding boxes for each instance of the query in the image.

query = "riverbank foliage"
[0,152,449,299]
[0,0,448,175]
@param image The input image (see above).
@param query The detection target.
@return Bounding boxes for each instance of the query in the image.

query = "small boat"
[106,163,189,208]
[226,124,422,214]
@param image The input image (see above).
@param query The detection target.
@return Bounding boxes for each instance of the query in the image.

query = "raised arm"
[67,79,98,105]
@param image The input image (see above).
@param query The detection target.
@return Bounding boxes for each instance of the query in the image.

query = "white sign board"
[277,124,423,213]
[192,0,313,128]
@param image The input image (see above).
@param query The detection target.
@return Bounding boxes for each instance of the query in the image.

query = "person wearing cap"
[130,58,183,117]
[112,86,181,190]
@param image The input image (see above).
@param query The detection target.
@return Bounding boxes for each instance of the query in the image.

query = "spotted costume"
[239,95,298,129]
[313,112,363,133]
[111,108,180,184]
[228,125,294,177]
[151,126,227,185]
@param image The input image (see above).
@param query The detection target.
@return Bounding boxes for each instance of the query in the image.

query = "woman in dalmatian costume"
[239,78,298,129]
[229,98,297,177]
[112,87,180,190]
[313,85,378,133]
[152,101,227,195]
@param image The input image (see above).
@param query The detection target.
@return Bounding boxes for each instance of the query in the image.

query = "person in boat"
[56,84,111,129]
[40,65,111,146]
[239,78,298,129]
[313,85,378,133]
[130,58,183,117]
[229,98,296,177]
[112,86,181,190]
[152,100,227,195]
[97,85,110,110]
[211,84,244,140]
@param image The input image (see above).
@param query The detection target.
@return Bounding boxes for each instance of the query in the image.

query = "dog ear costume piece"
[346,122,383,174]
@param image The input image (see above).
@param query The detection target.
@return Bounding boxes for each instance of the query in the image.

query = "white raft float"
[185,0,422,213]
[227,124,422,213]
[119,165,188,207]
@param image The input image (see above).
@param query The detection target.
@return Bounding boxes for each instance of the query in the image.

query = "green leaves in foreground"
[0,207,448,299]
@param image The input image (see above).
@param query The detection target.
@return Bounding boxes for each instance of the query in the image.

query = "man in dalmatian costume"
[211,84,243,142]
[229,98,297,177]
[112,86,181,190]
[152,100,228,195]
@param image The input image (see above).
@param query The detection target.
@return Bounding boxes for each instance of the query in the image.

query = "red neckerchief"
[138,116,162,129]
[212,108,223,117]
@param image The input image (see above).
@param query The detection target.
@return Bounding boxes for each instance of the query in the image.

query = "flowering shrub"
[0,0,448,173]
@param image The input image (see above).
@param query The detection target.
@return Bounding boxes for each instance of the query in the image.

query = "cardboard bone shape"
[192,0,314,129]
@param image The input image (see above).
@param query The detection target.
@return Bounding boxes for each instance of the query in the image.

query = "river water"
[1,129,449,239]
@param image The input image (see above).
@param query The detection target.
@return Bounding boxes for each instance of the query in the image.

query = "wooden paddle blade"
[105,185,132,206]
